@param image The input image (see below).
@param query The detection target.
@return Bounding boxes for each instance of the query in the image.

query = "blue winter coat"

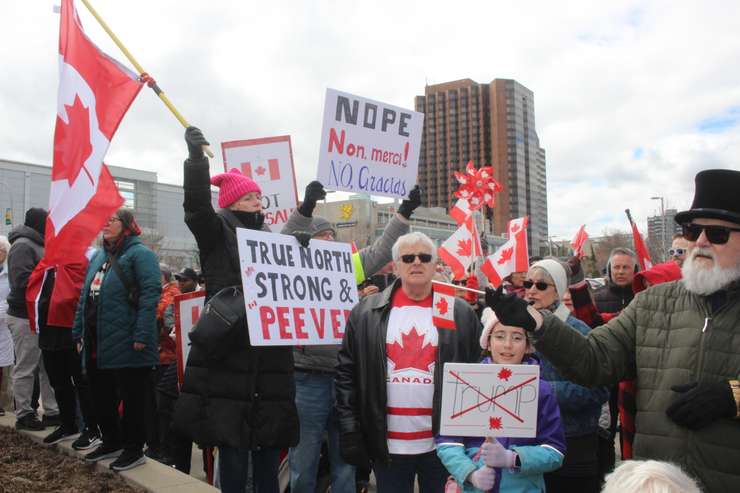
[537,313,609,437]
[436,357,566,493]
[72,235,161,369]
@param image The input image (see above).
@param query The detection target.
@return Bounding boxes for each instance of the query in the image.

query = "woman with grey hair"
[523,259,609,493]
[602,460,701,493]
[0,235,12,416]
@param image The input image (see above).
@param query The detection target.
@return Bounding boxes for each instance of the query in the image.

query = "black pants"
[88,360,151,453]
[545,432,601,493]
[42,348,97,431]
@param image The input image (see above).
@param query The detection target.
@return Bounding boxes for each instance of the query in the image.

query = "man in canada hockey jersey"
[335,232,482,492]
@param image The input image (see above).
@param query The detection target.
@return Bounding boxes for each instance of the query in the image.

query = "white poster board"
[221,136,299,226]
[237,228,359,346]
[440,362,540,438]
[174,290,206,385]
[317,88,424,199]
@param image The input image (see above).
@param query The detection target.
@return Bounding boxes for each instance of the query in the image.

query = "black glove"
[185,126,209,160]
[566,256,585,286]
[485,285,540,333]
[298,181,326,217]
[397,185,422,219]
[666,381,736,430]
[291,230,312,248]
[339,431,370,467]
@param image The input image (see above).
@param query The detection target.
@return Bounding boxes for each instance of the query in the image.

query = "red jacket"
[157,282,181,365]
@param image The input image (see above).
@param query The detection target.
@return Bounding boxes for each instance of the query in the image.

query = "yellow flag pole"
[78,0,214,158]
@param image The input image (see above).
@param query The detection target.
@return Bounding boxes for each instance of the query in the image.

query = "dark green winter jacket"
[534,280,740,492]
[72,235,161,369]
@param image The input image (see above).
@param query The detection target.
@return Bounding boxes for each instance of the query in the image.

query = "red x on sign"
[449,370,537,423]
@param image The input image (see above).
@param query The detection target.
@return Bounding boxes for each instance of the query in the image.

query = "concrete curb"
[0,413,218,493]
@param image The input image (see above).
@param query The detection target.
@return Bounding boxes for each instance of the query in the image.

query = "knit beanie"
[309,216,336,238]
[210,168,261,209]
[531,259,568,299]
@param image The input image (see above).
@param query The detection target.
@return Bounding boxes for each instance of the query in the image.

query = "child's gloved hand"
[481,439,517,469]
[468,466,496,491]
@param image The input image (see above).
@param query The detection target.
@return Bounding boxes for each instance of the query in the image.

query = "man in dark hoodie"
[6,208,59,430]
[593,247,637,313]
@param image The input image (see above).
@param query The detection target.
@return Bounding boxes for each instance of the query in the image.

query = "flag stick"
[432,280,485,295]
[78,0,214,158]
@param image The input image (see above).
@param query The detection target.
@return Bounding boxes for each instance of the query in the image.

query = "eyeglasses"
[452,279,468,286]
[682,223,740,245]
[668,248,686,256]
[400,253,433,264]
[106,217,121,225]
[523,279,553,291]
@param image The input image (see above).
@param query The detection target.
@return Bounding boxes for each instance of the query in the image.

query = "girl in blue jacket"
[436,308,566,492]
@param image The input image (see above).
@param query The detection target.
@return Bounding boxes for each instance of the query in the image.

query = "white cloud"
[1,0,739,240]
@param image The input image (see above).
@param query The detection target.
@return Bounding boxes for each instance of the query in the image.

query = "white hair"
[602,460,701,493]
[682,247,740,295]
[391,232,437,263]
[0,235,9,254]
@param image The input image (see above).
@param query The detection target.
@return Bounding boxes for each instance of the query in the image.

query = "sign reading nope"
[317,88,423,200]
[221,136,299,226]
[440,362,540,438]
[238,229,359,346]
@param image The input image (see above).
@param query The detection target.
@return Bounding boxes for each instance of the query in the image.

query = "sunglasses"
[400,253,433,264]
[523,279,553,291]
[682,223,740,245]
[668,248,686,256]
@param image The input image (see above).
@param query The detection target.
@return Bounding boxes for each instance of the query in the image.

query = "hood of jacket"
[8,225,44,247]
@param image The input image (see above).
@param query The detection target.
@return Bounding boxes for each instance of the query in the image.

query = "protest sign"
[237,228,359,346]
[317,88,424,199]
[440,362,540,438]
[174,290,206,385]
[221,136,299,226]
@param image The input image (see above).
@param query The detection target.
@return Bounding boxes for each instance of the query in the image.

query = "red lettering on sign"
[191,306,200,325]
[310,309,326,338]
[276,306,291,339]
[259,306,275,339]
[293,307,308,339]
[330,309,344,339]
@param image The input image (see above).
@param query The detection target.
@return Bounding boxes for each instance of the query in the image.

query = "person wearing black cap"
[174,267,199,294]
[484,169,740,492]
[6,208,60,431]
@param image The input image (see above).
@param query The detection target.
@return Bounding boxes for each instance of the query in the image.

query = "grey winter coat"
[281,210,409,373]
[6,226,44,318]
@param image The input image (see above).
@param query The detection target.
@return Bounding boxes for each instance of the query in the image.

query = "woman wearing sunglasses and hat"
[522,259,609,493]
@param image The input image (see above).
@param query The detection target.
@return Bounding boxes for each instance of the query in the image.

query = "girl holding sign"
[435,310,566,492]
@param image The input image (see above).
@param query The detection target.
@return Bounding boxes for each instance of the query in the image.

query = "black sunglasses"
[668,248,686,256]
[682,223,740,245]
[400,253,433,264]
[523,279,553,291]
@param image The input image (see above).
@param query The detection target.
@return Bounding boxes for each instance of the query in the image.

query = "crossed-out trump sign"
[440,362,540,437]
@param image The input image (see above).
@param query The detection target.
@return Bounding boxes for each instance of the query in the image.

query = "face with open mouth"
[489,323,530,365]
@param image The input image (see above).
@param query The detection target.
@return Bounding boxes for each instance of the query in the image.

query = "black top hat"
[175,267,199,282]
[675,169,740,225]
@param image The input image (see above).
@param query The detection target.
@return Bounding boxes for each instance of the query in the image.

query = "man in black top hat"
[485,169,740,492]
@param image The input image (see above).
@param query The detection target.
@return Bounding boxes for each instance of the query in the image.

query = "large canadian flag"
[481,232,529,288]
[27,0,143,330]
[438,215,482,280]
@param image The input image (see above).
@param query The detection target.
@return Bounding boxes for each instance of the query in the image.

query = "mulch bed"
[0,426,144,493]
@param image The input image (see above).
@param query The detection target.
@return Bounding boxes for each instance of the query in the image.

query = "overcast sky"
[2,0,739,239]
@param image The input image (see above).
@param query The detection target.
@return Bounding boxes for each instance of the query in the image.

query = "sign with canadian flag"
[174,291,206,385]
[221,136,299,226]
[440,362,540,437]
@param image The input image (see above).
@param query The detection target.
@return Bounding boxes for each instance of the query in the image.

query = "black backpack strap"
[108,252,138,307]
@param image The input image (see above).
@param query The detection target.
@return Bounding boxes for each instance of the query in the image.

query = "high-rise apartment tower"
[415,78,548,255]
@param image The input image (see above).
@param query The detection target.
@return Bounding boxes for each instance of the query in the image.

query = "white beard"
[681,247,740,295]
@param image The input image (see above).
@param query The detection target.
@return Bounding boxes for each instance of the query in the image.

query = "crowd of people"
[0,129,737,493]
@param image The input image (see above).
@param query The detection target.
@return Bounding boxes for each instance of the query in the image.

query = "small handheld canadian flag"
[571,224,589,259]
[432,282,456,330]
[438,215,482,280]
[481,234,529,288]
[449,198,472,225]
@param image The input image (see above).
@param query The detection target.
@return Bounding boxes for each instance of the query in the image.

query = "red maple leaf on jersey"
[489,416,502,430]
[497,247,513,265]
[53,94,94,186]
[387,327,437,372]
[435,297,449,315]
[497,367,512,381]
[456,238,472,257]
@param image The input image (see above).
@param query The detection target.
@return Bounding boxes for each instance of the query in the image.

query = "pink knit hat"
[210,168,261,208]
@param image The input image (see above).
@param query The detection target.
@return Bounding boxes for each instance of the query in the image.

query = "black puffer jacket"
[335,279,482,464]
[173,155,298,449]
[593,281,634,313]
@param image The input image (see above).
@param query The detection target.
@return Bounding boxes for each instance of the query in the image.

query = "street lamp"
[651,196,665,261]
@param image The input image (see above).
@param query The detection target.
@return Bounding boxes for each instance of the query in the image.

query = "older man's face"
[610,254,636,287]
[686,218,740,270]
[395,241,436,289]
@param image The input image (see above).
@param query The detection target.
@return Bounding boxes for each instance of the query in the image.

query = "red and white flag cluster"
[571,224,589,258]
[453,161,503,211]
[27,0,142,330]
[438,215,482,280]
[481,217,530,288]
